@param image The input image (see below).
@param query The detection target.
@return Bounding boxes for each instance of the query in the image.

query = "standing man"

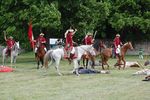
[64,27,77,59]
[4,33,15,56]
[34,33,47,56]
[83,32,94,45]
[113,34,123,65]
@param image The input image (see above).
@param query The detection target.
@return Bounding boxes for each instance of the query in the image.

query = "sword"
[93,31,97,39]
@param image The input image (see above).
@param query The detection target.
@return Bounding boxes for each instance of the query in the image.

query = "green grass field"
[0,52,150,100]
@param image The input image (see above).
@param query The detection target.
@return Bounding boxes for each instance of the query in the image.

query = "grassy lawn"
[0,52,150,100]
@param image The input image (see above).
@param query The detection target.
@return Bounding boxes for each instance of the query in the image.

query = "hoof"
[58,73,63,76]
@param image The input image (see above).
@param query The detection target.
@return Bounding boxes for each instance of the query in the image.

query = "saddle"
[64,47,77,59]
[6,48,11,56]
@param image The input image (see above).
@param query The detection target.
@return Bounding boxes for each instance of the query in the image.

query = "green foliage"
[0,0,149,50]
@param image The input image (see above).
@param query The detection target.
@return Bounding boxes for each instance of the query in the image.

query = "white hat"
[68,29,74,32]
[40,33,44,36]
[116,34,120,37]
[9,36,13,39]
[87,32,92,36]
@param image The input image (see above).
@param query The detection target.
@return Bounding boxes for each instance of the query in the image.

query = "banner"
[28,22,34,49]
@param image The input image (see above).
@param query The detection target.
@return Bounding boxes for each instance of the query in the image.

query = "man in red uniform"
[64,27,77,59]
[34,33,47,55]
[113,34,123,65]
[4,35,15,56]
[84,32,94,45]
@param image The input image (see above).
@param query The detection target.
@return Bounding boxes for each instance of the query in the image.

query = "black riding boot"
[35,53,37,57]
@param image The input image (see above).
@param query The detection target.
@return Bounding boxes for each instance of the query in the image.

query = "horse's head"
[123,42,133,50]
[14,41,20,50]
[127,42,134,50]
[99,40,106,49]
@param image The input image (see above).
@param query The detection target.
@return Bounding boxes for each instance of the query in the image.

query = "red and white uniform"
[34,35,47,53]
[65,29,75,50]
[113,36,122,54]
[36,36,46,48]
[84,35,94,45]
[6,39,15,49]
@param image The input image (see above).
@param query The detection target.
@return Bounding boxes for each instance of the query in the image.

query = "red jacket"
[36,36,46,48]
[84,36,93,45]
[6,39,15,49]
[65,31,74,48]
[113,37,122,48]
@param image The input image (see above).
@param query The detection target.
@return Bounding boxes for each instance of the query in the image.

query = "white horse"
[44,45,96,76]
[2,41,20,65]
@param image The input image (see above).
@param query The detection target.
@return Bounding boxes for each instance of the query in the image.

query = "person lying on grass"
[73,67,110,74]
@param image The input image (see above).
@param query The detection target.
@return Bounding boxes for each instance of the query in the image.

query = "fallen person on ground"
[73,67,110,74]
[115,61,140,68]
[144,60,150,66]
[142,75,150,81]
[132,69,150,75]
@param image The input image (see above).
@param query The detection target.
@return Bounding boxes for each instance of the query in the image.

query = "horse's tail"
[44,50,53,69]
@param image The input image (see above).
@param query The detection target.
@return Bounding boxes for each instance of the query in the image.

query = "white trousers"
[34,47,47,53]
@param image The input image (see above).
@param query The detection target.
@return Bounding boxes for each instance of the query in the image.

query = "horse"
[2,41,20,66]
[44,45,95,76]
[82,40,106,69]
[101,42,133,70]
[117,42,133,69]
[101,47,113,70]
[35,41,46,69]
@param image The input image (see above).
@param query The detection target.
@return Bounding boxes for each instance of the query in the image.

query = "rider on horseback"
[113,34,123,65]
[64,26,77,59]
[34,33,47,56]
[83,32,94,45]
[4,34,15,56]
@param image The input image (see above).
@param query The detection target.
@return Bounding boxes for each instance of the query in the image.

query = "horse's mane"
[122,42,131,48]
[12,42,19,51]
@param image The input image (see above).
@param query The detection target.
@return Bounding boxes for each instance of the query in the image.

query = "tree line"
[0,0,149,50]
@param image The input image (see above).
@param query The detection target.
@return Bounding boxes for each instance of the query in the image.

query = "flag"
[28,21,34,49]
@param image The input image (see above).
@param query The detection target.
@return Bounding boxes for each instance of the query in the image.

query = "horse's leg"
[86,59,88,69]
[2,49,7,65]
[105,58,109,70]
[37,60,40,69]
[2,54,5,65]
[41,58,44,68]
[10,52,13,67]
[13,56,16,63]
[73,59,79,76]
[37,57,40,69]
[91,56,95,69]
[101,56,105,70]
[122,57,126,69]
[55,58,62,76]
[118,56,121,70]
[83,58,85,68]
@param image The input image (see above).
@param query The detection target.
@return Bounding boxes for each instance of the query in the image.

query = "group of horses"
[37,40,133,75]
[2,40,134,76]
